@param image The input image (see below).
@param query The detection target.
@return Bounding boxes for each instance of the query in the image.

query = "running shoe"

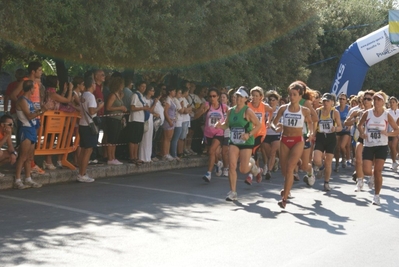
[280,189,292,199]
[324,182,331,191]
[372,195,380,206]
[368,176,375,190]
[272,158,279,172]
[226,191,237,201]
[391,162,398,171]
[265,171,271,180]
[77,174,95,183]
[222,168,229,177]
[31,165,46,175]
[256,168,263,183]
[352,171,357,182]
[215,161,223,176]
[245,174,253,185]
[342,161,347,169]
[25,180,42,188]
[14,180,28,190]
[334,163,339,173]
[293,173,300,181]
[354,179,364,192]
[202,172,211,183]
[307,173,315,186]
[262,165,268,175]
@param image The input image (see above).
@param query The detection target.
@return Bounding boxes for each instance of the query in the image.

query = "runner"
[201,88,228,182]
[344,91,373,191]
[311,93,342,191]
[295,87,318,185]
[334,93,351,172]
[215,87,261,201]
[387,96,399,171]
[357,91,399,205]
[271,81,313,208]
[261,90,282,180]
[245,86,273,185]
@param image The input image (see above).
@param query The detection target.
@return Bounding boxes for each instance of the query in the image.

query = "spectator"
[162,87,177,161]
[170,89,185,160]
[77,76,104,182]
[105,76,127,165]
[10,61,46,175]
[91,69,106,163]
[4,69,26,123]
[139,85,158,162]
[42,75,73,169]
[14,80,43,189]
[128,81,149,165]
[178,87,192,157]
[71,76,85,166]
[0,114,18,177]
[151,87,164,161]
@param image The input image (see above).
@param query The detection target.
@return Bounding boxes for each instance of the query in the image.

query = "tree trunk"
[55,59,68,88]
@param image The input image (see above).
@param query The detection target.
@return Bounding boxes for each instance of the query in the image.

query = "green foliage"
[0,0,398,92]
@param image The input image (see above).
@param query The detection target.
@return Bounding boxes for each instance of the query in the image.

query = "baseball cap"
[321,93,334,101]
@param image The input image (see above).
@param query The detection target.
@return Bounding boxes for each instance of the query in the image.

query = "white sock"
[25,177,32,182]
[15,178,22,183]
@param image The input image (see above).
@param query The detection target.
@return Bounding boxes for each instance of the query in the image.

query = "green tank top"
[228,105,254,146]
[107,93,124,120]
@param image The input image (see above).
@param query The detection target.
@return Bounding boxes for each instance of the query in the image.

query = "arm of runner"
[357,112,368,139]
[382,114,399,136]
[271,105,285,133]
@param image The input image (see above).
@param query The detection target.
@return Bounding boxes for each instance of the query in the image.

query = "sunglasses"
[363,98,372,101]
[209,95,218,98]
[3,123,13,127]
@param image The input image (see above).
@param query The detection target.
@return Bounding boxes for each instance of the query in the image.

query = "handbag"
[88,122,99,135]
[80,93,100,135]
[153,117,162,132]
[93,116,102,126]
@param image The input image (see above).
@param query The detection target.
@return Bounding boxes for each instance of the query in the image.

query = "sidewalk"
[0,156,208,190]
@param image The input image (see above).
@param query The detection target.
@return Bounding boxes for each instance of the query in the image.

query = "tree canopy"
[0,0,398,93]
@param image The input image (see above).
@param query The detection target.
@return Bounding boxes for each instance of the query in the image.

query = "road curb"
[0,156,208,190]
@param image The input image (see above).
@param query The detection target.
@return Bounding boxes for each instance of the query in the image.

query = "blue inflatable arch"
[330,25,399,96]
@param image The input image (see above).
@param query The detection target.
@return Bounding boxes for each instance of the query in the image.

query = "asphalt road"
[1,161,398,267]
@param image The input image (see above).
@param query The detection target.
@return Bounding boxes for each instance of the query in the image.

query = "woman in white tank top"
[358,91,399,206]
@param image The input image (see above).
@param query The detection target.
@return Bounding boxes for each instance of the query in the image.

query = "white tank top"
[388,108,399,132]
[282,105,304,129]
[267,107,281,136]
[364,109,389,147]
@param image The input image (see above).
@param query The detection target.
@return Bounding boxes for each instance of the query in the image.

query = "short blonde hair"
[250,86,264,97]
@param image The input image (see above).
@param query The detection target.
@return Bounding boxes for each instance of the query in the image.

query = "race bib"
[255,112,263,122]
[230,127,245,144]
[319,119,333,133]
[367,128,382,143]
[208,112,222,127]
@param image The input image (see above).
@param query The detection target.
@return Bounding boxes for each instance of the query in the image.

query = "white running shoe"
[354,179,364,192]
[272,158,279,172]
[77,175,94,183]
[222,168,229,177]
[262,164,268,175]
[372,195,380,206]
[307,173,315,186]
[368,176,375,189]
[391,162,398,171]
[324,182,331,191]
[215,161,223,176]
[202,172,211,182]
[226,191,237,201]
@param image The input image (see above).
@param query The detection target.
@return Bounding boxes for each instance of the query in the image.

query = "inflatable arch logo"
[330,24,399,97]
